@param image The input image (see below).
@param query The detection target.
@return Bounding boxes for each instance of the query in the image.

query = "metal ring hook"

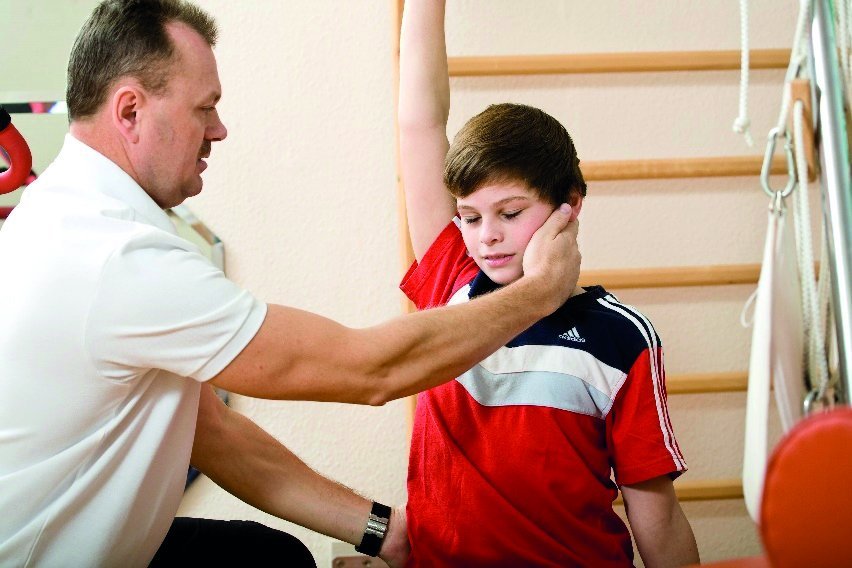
[760,126,797,200]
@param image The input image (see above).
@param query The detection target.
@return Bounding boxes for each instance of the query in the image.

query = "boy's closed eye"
[502,210,522,220]
[460,210,523,224]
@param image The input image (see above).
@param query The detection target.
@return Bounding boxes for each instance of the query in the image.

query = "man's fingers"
[538,203,573,238]
[561,214,579,240]
[567,202,580,223]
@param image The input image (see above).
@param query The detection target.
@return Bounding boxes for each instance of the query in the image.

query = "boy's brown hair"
[443,103,586,207]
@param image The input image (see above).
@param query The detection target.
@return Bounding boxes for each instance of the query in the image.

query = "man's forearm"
[357,273,560,403]
[192,387,368,541]
[191,387,409,565]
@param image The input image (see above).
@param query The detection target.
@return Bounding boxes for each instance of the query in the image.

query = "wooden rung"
[578,264,760,289]
[676,478,744,501]
[668,371,749,394]
[448,49,791,77]
[614,478,743,505]
[787,79,818,182]
[581,155,787,181]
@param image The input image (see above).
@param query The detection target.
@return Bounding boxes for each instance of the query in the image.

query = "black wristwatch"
[355,501,391,557]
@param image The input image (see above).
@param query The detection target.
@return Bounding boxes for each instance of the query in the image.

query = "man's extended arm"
[191,385,410,567]
[398,0,454,260]
[211,204,580,404]
[621,476,700,567]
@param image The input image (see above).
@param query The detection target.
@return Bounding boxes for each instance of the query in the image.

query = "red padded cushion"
[759,407,852,567]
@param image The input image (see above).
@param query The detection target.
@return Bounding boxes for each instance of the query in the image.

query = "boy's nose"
[480,225,502,245]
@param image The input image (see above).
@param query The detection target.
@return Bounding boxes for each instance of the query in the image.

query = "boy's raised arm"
[398,0,456,261]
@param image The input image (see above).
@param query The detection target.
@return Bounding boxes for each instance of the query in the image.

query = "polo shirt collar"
[59,134,177,235]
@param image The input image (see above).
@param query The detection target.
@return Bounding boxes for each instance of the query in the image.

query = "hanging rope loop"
[760,126,797,199]
[733,0,754,146]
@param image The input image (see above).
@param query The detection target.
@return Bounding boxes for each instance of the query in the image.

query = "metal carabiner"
[760,126,797,200]
[803,386,835,416]
[803,388,820,416]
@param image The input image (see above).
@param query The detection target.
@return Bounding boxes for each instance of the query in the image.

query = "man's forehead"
[165,24,223,100]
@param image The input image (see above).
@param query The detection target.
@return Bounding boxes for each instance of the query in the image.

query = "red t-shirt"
[400,222,686,567]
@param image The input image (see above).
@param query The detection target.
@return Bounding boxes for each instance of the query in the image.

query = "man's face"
[456,180,554,285]
[136,22,227,208]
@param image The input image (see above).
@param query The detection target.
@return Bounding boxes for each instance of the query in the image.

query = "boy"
[397,1,700,566]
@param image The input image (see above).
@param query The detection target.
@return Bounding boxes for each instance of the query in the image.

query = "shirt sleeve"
[400,220,479,310]
[85,230,267,382]
[606,346,687,486]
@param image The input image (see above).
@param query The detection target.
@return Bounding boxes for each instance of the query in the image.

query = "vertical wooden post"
[390,0,417,431]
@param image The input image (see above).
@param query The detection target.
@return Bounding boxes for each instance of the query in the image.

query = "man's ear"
[112,86,143,144]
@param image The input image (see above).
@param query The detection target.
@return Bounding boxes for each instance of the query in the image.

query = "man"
[0,1,580,567]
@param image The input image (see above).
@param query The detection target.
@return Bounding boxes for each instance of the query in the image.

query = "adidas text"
[559,327,586,343]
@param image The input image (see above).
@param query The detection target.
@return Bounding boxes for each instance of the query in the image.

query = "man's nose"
[208,112,227,142]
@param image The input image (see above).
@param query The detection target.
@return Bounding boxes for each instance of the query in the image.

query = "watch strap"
[355,501,391,557]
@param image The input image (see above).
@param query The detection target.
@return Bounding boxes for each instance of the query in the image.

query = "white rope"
[848,0,852,100]
[773,0,812,134]
[838,1,849,87]
[792,100,831,404]
[816,225,835,399]
[734,0,754,146]
[834,0,849,101]
[837,0,852,110]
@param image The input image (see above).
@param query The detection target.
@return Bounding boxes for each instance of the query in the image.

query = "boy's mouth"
[483,253,514,268]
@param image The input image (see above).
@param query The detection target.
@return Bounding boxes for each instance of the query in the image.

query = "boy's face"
[456,180,554,285]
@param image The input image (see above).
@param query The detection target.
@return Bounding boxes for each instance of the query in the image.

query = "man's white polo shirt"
[0,135,267,567]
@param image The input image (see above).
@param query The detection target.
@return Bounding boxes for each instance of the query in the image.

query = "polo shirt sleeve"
[400,221,479,310]
[85,231,267,382]
[606,345,688,487]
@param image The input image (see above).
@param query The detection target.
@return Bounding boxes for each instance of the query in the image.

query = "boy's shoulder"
[509,286,662,374]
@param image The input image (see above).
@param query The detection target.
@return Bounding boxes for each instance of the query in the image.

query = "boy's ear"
[569,193,584,219]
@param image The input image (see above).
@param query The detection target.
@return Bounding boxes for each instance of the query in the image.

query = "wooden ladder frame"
[390,0,789,504]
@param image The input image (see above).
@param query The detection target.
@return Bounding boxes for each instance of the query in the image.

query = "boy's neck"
[570,285,586,298]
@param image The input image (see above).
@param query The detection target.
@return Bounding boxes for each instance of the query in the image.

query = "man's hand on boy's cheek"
[379,505,410,568]
[522,204,581,300]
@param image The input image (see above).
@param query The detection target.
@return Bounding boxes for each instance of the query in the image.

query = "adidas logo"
[559,327,586,343]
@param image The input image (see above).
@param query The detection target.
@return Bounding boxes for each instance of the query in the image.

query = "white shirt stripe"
[598,296,685,469]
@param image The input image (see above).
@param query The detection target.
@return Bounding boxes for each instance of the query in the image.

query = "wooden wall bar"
[668,371,749,394]
[578,264,761,289]
[582,155,787,181]
[448,49,790,77]
[615,478,744,505]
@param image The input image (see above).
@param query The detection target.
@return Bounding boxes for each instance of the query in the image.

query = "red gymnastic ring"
[0,107,33,195]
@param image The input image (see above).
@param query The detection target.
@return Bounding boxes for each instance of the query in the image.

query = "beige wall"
[3,1,802,566]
